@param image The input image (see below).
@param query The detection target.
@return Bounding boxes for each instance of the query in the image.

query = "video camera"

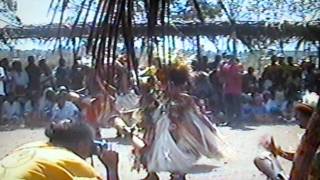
[91,140,113,155]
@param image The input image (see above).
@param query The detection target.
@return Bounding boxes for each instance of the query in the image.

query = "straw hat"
[295,91,319,114]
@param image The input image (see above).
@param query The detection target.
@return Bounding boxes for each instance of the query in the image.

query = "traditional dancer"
[114,67,140,129]
[68,81,131,138]
[132,61,230,180]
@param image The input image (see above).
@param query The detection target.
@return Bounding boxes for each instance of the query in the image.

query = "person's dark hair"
[12,61,22,72]
[202,56,209,62]
[271,55,277,63]
[59,58,66,66]
[0,58,9,70]
[168,63,190,86]
[28,56,35,64]
[214,55,222,62]
[38,59,46,68]
[287,56,293,64]
[56,91,68,102]
[248,67,254,74]
[278,56,285,61]
[45,89,56,102]
[39,59,52,76]
[45,120,94,149]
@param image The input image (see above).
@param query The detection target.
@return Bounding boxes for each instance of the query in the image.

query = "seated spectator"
[252,93,269,122]
[51,91,80,122]
[0,120,119,180]
[1,94,22,124]
[264,91,287,116]
[241,94,254,120]
[265,94,281,114]
[39,87,56,120]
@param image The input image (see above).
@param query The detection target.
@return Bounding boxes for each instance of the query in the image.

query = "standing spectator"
[302,61,316,92]
[0,58,13,95]
[209,69,224,113]
[70,59,85,90]
[242,67,257,94]
[25,56,41,94]
[11,61,29,97]
[278,55,287,90]
[191,56,209,72]
[208,55,222,70]
[191,71,214,108]
[55,58,70,88]
[235,58,244,73]
[0,58,10,72]
[222,57,243,121]
[285,57,301,106]
[198,56,209,72]
[39,59,54,90]
[0,61,6,109]
[261,55,282,92]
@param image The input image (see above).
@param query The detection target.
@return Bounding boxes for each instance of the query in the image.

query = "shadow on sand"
[188,164,219,174]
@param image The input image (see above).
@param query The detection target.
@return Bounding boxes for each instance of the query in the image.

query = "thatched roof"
[1,21,319,41]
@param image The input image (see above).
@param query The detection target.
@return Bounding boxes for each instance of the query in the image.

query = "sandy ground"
[0,124,303,180]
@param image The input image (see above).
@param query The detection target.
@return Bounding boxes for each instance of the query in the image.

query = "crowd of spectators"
[191,54,320,124]
[0,54,319,128]
[0,56,90,127]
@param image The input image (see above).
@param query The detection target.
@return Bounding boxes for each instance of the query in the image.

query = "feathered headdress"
[168,59,191,86]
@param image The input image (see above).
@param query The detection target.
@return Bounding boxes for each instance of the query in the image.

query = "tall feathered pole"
[51,0,204,89]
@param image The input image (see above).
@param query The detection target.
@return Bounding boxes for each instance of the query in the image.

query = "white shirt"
[1,101,21,120]
[11,71,29,88]
[0,67,5,96]
[51,101,80,121]
[115,91,140,111]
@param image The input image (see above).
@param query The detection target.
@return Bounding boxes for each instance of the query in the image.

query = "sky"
[16,0,52,25]
[13,0,63,50]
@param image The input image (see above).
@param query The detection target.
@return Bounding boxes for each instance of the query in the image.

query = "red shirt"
[222,63,242,95]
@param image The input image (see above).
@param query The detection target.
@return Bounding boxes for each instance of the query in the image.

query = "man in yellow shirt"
[0,120,119,180]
